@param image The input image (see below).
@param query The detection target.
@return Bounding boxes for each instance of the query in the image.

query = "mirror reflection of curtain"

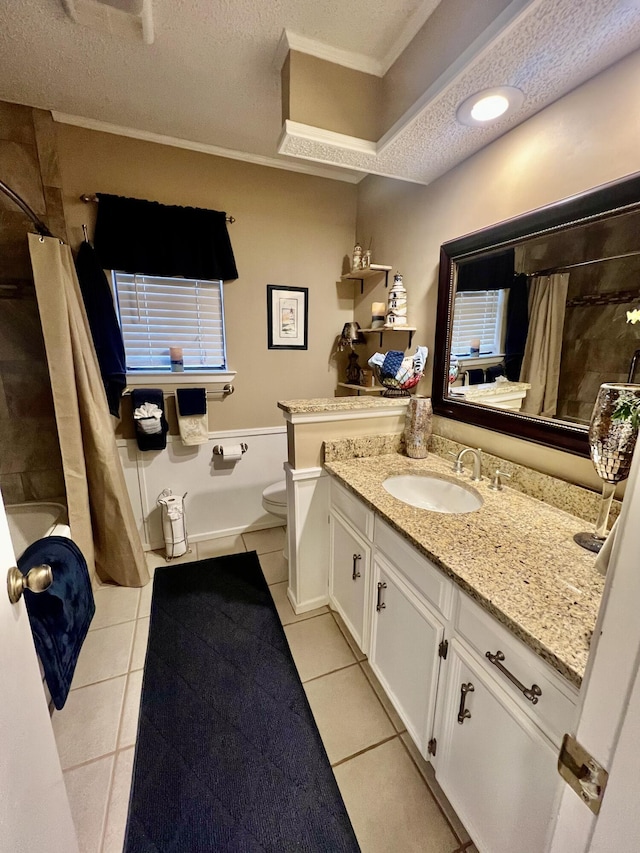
[28,234,149,588]
[519,273,570,418]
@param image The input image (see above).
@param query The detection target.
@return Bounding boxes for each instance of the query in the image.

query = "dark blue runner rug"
[124,551,360,852]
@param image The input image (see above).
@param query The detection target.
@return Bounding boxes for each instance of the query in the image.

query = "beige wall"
[356,49,640,489]
[283,51,382,141]
[56,125,358,432]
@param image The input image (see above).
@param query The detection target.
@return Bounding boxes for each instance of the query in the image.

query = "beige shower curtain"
[519,272,570,418]
[28,234,149,588]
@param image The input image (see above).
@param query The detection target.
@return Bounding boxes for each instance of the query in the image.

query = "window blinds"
[113,273,226,371]
[451,290,503,356]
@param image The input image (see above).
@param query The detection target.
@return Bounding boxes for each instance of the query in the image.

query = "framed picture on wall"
[267,285,308,350]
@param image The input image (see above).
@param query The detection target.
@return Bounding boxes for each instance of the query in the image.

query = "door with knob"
[436,638,559,853]
[328,509,371,653]
[369,554,445,757]
[0,490,78,853]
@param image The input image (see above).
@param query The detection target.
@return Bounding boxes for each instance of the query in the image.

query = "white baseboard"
[287,586,329,615]
[143,517,284,551]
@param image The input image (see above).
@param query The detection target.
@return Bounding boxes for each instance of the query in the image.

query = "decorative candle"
[371,301,385,329]
[470,338,480,355]
[170,346,184,372]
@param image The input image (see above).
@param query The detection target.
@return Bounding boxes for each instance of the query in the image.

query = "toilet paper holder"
[212,443,248,456]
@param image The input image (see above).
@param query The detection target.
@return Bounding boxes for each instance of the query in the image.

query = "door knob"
[7,564,53,604]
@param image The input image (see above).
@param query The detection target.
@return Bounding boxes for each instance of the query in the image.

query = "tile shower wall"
[0,100,67,504]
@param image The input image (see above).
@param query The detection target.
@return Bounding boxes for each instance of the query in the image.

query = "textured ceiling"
[1,0,639,184]
[279,0,640,184]
[0,0,438,163]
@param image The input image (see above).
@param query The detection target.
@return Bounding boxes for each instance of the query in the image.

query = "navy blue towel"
[381,350,404,379]
[131,388,169,451]
[176,387,207,416]
[467,368,485,385]
[75,240,127,418]
[18,536,95,710]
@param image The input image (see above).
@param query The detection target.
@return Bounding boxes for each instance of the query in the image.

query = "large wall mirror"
[432,173,640,456]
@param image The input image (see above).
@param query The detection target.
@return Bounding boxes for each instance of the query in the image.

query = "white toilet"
[262,480,288,559]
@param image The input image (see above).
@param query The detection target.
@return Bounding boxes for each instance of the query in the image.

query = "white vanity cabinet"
[369,554,445,756]
[327,476,579,853]
[435,591,578,853]
[436,639,561,853]
[328,481,374,653]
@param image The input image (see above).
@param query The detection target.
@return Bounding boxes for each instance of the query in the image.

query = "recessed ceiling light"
[457,87,525,127]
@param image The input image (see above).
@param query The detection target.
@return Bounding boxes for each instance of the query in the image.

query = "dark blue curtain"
[94,193,238,282]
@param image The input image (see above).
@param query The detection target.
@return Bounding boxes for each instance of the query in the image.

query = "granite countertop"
[278,397,409,414]
[325,451,605,687]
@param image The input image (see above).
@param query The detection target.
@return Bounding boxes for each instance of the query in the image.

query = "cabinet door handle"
[486,650,542,704]
[457,682,474,724]
[352,553,362,580]
[376,581,387,611]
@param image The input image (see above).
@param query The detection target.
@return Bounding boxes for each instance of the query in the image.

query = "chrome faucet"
[451,447,483,481]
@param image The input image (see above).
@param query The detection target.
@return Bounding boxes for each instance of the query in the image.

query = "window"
[450,289,506,357]
[112,272,227,373]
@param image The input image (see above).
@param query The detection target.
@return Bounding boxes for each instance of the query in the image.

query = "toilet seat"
[262,480,287,517]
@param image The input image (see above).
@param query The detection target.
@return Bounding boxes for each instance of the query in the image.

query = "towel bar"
[123,384,234,398]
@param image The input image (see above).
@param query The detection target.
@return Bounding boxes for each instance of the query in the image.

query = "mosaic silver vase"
[575,382,640,553]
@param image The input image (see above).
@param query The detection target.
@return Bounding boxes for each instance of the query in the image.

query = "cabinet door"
[329,510,371,653]
[437,640,560,853]
[369,557,444,757]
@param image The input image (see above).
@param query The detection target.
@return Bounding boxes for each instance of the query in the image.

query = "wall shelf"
[361,326,417,347]
[341,264,393,293]
[337,382,385,395]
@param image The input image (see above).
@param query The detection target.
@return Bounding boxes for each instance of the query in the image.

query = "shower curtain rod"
[0,179,53,237]
[528,249,640,277]
[80,194,236,223]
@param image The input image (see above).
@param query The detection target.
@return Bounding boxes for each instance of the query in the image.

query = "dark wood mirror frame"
[432,172,640,457]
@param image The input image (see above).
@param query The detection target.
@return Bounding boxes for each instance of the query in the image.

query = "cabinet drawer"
[456,591,578,745]
[330,479,373,539]
[374,518,453,618]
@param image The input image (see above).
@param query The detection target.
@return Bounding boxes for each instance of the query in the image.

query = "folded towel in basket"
[131,389,169,451]
[18,536,95,710]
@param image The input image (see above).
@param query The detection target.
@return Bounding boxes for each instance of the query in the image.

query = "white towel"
[175,396,208,446]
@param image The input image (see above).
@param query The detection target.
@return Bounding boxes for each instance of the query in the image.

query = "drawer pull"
[486,650,542,704]
[457,682,474,724]
[352,554,362,580]
[376,581,387,611]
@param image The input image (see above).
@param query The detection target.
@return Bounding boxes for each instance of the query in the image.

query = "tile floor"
[53,527,477,853]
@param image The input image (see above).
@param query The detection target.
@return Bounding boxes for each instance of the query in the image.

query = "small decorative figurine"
[352,242,363,271]
[385,272,408,327]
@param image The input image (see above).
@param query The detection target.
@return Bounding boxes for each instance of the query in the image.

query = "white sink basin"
[382,474,483,514]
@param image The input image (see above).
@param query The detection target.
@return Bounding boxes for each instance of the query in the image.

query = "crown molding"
[277,120,426,184]
[274,29,385,76]
[51,112,364,184]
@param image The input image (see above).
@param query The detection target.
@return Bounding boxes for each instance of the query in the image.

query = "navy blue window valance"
[94,193,238,282]
[456,248,514,292]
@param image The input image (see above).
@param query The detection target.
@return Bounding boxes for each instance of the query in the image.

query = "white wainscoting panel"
[117,427,287,549]
[285,463,330,614]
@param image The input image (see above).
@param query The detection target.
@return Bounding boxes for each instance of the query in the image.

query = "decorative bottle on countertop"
[404,396,432,458]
